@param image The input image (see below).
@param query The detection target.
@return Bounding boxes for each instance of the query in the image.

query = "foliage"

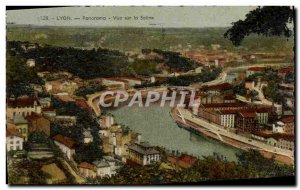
[126,59,159,76]
[167,68,222,86]
[88,150,294,184]
[285,72,294,83]
[225,6,294,46]
[153,49,195,72]
[6,55,43,97]
[51,97,103,161]
[74,143,103,163]
[7,41,129,79]
[262,80,284,104]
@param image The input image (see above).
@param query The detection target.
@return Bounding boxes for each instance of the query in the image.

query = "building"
[273,122,285,134]
[54,115,77,126]
[11,115,29,141]
[278,66,294,79]
[99,115,115,129]
[167,154,198,169]
[218,110,236,128]
[121,77,143,87]
[26,59,36,67]
[251,130,273,142]
[245,80,255,90]
[92,159,112,178]
[236,110,258,133]
[83,129,93,144]
[102,78,128,90]
[223,95,237,103]
[246,67,265,77]
[53,134,76,160]
[7,96,41,120]
[38,97,51,108]
[41,107,57,119]
[78,162,97,178]
[6,127,24,151]
[25,114,51,136]
[266,135,294,151]
[128,141,160,166]
[201,83,232,95]
[280,115,294,135]
[45,79,79,95]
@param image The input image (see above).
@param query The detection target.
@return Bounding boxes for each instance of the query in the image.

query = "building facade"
[128,142,160,166]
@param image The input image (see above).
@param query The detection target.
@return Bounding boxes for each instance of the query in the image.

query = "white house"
[273,122,285,134]
[83,129,93,144]
[26,59,36,67]
[99,115,115,129]
[53,134,76,160]
[92,159,112,178]
[93,156,121,178]
[128,141,160,166]
[6,128,24,151]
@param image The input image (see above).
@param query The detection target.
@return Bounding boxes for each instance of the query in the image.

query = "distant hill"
[7,25,294,54]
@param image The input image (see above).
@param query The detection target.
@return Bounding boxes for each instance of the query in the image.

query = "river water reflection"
[107,104,241,161]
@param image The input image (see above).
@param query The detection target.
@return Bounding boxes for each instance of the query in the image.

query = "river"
[107,104,242,161]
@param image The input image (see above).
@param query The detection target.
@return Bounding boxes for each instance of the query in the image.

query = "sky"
[6,6,257,28]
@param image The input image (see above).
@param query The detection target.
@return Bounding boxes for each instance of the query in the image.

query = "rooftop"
[279,66,294,74]
[281,115,294,123]
[93,159,110,168]
[203,83,232,91]
[238,110,257,118]
[78,162,96,171]
[6,127,22,138]
[53,134,76,149]
[7,97,38,108]
[201,102,248,108]
[248,67,265,71]
[128,142,160,155]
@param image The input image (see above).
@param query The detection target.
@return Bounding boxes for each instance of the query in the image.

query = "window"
[10,141,14,144]
[16,146,20,150]
[16,141,19,144]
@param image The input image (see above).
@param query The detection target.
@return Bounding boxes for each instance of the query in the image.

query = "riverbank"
[171,107,294,166]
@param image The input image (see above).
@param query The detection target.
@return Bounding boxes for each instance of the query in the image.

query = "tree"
[225,6,294,46]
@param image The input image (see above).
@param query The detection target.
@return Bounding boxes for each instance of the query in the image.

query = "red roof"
[7,97,38,108]
[218,107,271,115]
[6,127,22,138]
[281,115,294,123]
[252,130,273,138]
[223,95,236,100]
[218,109,240,114]
[53,134,76,149]
[202,102,248,108]
[203,83,232,91]
[179,154,198,165]
[42,107,56,112]
[78,162,96,171]
[238,110,257,118]
[75,98,92,111]
[248,67,265,71]
[279,66,294,74]
[271,134,294,142]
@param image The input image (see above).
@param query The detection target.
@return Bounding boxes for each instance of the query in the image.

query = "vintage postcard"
[6,6,295,185]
